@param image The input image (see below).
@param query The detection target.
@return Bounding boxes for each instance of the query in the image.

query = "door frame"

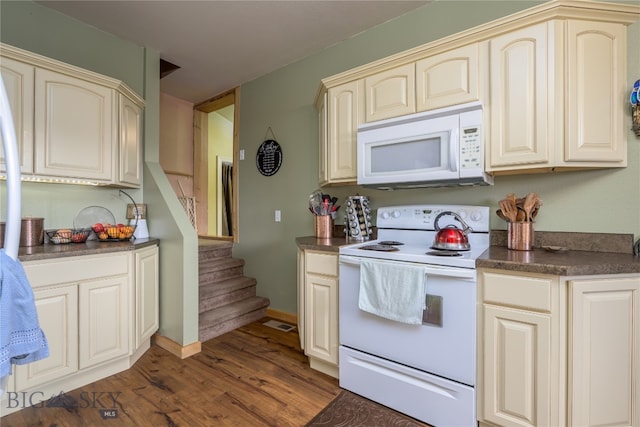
[193,87,239,242]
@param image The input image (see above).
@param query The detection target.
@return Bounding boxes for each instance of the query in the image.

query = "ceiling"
[37,0,430,104]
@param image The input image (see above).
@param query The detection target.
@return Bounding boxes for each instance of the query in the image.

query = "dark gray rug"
[305,390,431,426]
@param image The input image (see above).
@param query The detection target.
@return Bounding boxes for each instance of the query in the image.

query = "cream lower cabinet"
[479,269,640,427]
[15,284,79,391]
[568,277,640,427]
[298,250,339,378]
[2,247,159,417]
[134,245,159,349]
[296,248,306,350]
[478,270,564,427]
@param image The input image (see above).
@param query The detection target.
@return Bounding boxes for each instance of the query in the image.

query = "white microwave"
[357,101,493,189]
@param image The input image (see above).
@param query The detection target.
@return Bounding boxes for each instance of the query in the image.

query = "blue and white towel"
[0,249,49,377]
[358,258,427,325]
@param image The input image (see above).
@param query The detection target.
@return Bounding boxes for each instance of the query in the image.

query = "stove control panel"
[376,204,490,232]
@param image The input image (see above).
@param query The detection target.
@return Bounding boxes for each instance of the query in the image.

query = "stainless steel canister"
[19,217,45,246]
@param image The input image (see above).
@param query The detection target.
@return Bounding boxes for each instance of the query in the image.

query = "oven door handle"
[339,255,476,280]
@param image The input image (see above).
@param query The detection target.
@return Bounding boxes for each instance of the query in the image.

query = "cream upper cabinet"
[568,276,640,427]
[302,250,339,378]
[0,43,144,187]
[34,68,115,182]
[0,57,34,174]
[487,19,630,173]
[364,63,415,122]
[118,93,143,187]
[416,43,481,112]
[564,21,626,164]
[321,80,363,185]
[488,23,551,169]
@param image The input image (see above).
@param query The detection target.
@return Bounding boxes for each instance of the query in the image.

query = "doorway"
[193,88,239,241]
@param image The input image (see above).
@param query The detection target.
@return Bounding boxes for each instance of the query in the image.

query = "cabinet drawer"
[25,253,130,288]
[481,270,554,312]
[306,252,338,277]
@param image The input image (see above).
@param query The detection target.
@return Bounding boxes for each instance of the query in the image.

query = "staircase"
[198,240,270,342]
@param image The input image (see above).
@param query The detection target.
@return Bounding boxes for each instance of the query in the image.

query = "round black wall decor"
[256,139,283,176]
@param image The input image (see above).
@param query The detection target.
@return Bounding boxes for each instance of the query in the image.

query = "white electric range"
[338,204,490,427]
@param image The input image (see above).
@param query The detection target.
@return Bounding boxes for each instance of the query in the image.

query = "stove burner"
[359,244,400,252]
[378,240,404,246]
[426,250,463,257]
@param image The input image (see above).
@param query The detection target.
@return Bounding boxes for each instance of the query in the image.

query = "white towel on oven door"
[358,258,427,325]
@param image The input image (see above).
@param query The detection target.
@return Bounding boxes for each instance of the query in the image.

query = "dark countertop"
[477,246,640,275]
[296,231,640,276]
[16,238,159,262]
[295,236,355,253]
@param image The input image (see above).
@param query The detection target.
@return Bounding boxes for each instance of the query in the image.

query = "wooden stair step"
[199,297,270,342]
[198,242,233,260]
[199,276,258,313]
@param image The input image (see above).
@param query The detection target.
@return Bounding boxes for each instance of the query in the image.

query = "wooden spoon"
[499,199,517,222]
[523,192,538,222]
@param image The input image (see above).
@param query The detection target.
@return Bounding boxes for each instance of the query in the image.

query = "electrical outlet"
[239,149,245,160]
[275,210,281,222]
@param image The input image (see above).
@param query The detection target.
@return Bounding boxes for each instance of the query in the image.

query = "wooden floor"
[2,318,340,426]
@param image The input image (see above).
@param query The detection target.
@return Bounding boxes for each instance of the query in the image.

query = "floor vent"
[263,320,296,332]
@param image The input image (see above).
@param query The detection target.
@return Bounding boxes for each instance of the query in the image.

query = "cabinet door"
[304,273,338,365]
[565,21,626,164]
[297,249,305,350]
[365,63,415,122]
[327,81,362,184]
[482,304,551,427]
[34,68,114,182]
[135,246,159,348]
[78,276,129,369]
[0,57,34,174]
[14,284,78,391]
[569,277,640,427]
[488,23,551,169]
[416,43,480,112]
[118,94,142,187]
[317,91,328,185]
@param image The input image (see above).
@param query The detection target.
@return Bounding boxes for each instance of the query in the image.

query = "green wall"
[234,0,640,315]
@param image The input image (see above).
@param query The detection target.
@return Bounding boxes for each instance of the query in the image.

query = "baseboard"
[266,308,297,325]
[152,333,202,359]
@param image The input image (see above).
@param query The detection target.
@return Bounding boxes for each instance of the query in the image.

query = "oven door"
[357,113,460,186]
[338,254,476,386]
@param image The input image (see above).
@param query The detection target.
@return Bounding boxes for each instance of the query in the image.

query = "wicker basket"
[46,228,91,244]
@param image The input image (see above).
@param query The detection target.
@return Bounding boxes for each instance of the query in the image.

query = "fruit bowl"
[46,228,92,244]
[93,224,136,241]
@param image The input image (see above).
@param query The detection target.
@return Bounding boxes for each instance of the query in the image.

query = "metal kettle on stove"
[432,211,473,251]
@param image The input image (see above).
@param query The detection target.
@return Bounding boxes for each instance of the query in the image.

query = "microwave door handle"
[449,128,460,172]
